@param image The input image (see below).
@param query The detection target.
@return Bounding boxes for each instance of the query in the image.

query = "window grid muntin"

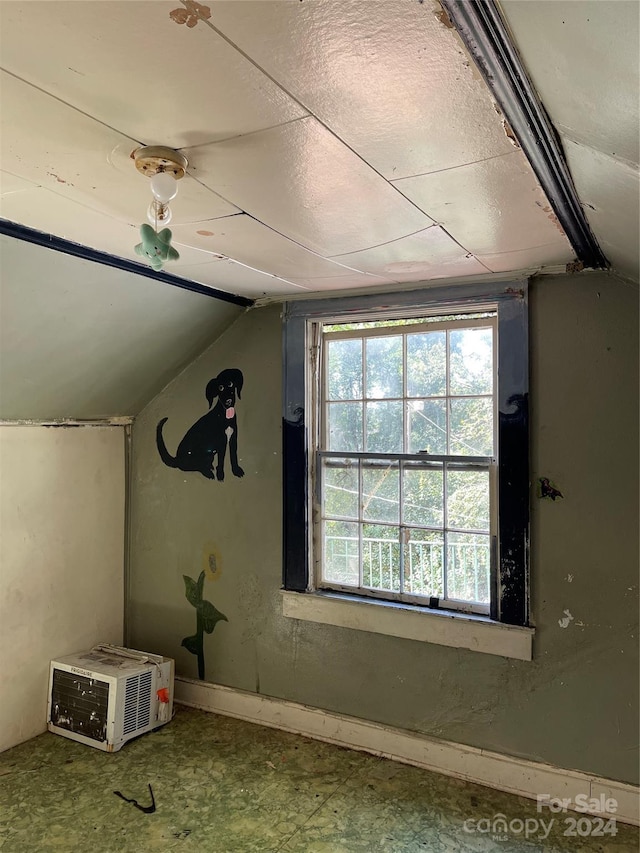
[324,321,495,456]
[318,315,496,614]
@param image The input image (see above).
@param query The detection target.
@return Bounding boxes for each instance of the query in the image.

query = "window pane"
[449,327,493,396]
[446,533,491,604]
[323,520,359,586]
[362,524,400,591]
[323,459,359,520]
[403,465,444,527]
[449,398,493,456]
[365,335,402,399]
[327,338,362,400]
[404,530,444,597]
[363,462,399,524]
[407,331,446,397]
[366,401,403,452]
[408,399,446,455]
[328,402,363,451]
[447,469,490,532]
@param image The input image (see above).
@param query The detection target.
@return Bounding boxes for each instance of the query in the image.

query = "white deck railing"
[324,535,490,604]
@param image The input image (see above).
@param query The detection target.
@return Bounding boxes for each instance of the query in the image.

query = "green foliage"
[324,324,493,457]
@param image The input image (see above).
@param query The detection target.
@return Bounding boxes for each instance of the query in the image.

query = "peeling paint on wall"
[435,7,455,29]
[538,477,563,500]
[169,1,211,28]
[558,609,574,629]
[203,543,222,582]
[535,201,565,236]
[502,118,520,149]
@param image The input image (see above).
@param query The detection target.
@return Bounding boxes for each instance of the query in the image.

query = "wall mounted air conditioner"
[47,644,174,752]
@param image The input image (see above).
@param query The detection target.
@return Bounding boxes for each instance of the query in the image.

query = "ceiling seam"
[0,67,142,146]
[328,226,443,258]
[390,151,516,184]
[180,117,309,151]
[2,10,508,277]
[189,5,459,226]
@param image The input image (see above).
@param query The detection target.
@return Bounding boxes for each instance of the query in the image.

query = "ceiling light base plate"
[134,146,188,179]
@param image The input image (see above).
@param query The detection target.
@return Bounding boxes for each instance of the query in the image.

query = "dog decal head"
[205,368,244,409]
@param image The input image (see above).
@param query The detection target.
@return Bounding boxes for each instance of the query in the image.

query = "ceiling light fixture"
[134,145,188,229]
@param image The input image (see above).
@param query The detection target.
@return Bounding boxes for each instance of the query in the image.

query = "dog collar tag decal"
[226,408,235,419]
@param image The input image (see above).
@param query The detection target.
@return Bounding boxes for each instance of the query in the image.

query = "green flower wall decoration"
[181,571,227,680]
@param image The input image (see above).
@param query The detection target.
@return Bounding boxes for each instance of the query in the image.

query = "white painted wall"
[0,425,125,752]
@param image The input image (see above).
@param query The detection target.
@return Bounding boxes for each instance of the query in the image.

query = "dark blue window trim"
[0,218,253,308]
[282,281,530,627]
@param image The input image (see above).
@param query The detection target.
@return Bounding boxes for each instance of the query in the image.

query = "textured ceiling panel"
[186,118,435,257]
[1,0,628,294]
[283,272,398,292]
[170,257,306,298]
[0,0,307,148]
[0,172,38,195]
[393,151,573,255]
[477,243,574,275]
[0,183,142,259]
[564,138,640,282]
[498,0,639,283]
[208,0,514,180]
[500,0,639,167]
[0,73,238,227]
[170,214,365,284]
[331,226,488,282]
[0,235,243,420]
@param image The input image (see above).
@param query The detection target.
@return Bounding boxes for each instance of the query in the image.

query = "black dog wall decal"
[156,369,245,481]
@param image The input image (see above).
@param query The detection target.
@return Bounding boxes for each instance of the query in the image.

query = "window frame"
[282,281,529,628]
[317,315,497,614]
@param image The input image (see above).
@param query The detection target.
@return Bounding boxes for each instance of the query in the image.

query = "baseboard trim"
[175,677,639,827]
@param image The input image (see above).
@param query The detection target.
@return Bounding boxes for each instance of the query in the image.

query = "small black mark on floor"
[113,783,156,814]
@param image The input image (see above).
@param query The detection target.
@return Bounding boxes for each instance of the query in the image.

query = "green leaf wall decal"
[200,600,228,633]
[181,570,228,680]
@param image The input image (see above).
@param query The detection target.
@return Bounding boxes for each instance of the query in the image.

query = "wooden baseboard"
[175,677,639,827]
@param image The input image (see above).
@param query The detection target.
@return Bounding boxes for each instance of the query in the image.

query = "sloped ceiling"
[0,234,243,419]
[499,0,639,282]
[0,0,578,299]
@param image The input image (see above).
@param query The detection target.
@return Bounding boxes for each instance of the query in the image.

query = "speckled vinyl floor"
[0,706,637,853]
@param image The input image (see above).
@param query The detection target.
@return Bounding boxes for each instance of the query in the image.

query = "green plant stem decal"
[181,571,227,680]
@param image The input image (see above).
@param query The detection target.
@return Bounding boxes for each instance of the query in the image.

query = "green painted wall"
[129,272,639,785]
[0,235,244,419]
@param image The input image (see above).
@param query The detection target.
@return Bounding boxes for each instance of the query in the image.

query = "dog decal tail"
[156,418,178,468]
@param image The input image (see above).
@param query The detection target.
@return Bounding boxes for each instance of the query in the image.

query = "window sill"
[281,590,533,661]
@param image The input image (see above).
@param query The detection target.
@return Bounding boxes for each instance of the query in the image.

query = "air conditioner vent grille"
[50,669,108,742]
[123,670,153,735]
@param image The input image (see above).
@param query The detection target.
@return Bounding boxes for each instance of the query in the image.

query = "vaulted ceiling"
[500,0,639,283]
[1,0,604,300]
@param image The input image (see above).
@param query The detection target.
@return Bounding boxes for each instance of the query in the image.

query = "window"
[318,314,495,614]
[283,283,529,628]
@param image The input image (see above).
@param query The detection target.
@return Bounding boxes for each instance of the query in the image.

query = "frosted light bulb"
[147,200,172,227]
[150,171,178,203]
